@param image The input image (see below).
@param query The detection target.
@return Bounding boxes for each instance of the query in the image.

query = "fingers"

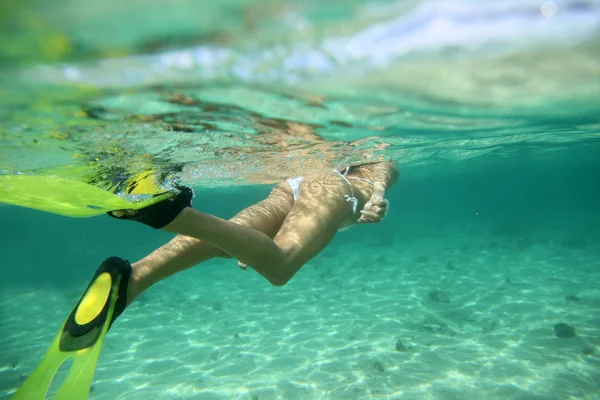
[357,209,382,223]
[365,204,387,215]
[369,198,388,208]
[357,198,389,224]
[357,196,390,224]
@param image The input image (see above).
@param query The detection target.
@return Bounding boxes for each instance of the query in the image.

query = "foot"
[108,186,194,229]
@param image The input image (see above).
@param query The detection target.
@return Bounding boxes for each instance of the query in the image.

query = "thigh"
[229,182,295,238]
[150,183,294,263]
[274,172,353,271]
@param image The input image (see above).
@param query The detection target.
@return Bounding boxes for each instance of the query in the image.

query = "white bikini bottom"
[285,169,374,231]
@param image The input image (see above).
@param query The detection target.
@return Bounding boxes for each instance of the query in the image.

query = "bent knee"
[266,273,291,287]
[262,265,299,286]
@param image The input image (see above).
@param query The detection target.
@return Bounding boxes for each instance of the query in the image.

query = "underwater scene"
[1,0,599,399]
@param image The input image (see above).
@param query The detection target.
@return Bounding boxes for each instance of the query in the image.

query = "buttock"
[292,171,363,229]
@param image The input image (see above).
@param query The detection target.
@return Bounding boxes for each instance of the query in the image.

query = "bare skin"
[120,162,399,304]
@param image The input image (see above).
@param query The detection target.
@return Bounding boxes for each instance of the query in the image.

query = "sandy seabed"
[1,221,599,400]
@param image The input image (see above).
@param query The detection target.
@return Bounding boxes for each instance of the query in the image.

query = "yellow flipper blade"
[10,320,111,400]
[11,258,129,400]
[0,175,172,217]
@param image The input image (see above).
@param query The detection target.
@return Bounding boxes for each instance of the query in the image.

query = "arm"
[358,161,399,224]
[372,161,399,197]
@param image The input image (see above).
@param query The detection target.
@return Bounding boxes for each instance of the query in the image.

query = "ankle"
[125,264,143,306]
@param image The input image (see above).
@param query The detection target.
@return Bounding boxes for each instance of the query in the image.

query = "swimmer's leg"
[162,172,353,286]
[127,183,293,302]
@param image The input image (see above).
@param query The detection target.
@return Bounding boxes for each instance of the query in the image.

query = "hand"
[357,194,389,224]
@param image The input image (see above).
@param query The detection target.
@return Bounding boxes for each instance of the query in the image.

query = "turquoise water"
[1,1,600,399]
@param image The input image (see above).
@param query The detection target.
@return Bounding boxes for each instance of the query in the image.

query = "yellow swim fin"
[12,257,131,400]
[0,174,173,218]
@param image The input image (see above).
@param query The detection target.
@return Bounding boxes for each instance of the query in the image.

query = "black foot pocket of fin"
[12,257,131,400]
[108,185,193,229]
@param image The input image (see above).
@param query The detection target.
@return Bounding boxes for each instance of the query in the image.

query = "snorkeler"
[13,161,398,400]
[112,161,399,296]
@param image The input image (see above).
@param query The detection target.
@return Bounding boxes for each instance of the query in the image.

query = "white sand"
[1,221,599,400]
